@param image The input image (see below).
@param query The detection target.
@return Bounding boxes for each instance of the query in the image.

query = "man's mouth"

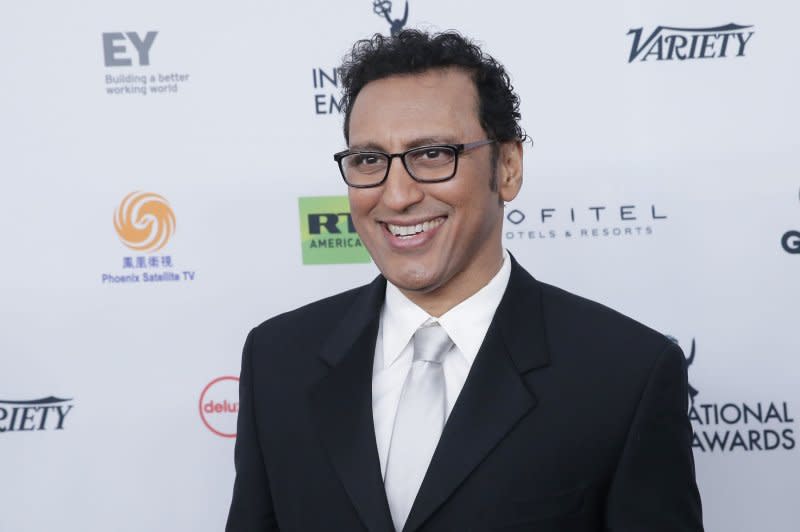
[384,216,446,238]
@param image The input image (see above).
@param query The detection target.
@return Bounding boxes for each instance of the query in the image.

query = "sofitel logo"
[627,23,754,63]
[670,336,796,453]
[373,0,409,36]
[504,203,667,241]
[0,396,74,432]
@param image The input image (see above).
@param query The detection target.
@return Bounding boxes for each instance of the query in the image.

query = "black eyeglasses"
[333,139,496,188]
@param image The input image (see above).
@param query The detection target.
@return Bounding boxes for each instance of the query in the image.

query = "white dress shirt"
[372,249,512,479]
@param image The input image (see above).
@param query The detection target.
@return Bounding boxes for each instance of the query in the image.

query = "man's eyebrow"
[348,135,460,152]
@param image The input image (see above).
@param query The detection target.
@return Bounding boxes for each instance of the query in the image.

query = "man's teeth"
[387,217,445,237]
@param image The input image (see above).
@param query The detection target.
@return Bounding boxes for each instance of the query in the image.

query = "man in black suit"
[226,30,703,531]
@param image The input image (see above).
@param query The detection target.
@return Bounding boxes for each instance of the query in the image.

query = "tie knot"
[412,323,453,364]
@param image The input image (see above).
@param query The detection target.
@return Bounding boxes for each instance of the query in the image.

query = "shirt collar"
[380,249,512,368]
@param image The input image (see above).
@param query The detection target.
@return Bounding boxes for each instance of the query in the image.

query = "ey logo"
[114,191,176,253]
[103,31,158,66]
[298,196,370,265]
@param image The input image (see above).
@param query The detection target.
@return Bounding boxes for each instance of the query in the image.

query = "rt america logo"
[627,23,754,63]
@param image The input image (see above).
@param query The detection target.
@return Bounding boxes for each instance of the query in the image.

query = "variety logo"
[627,23,754,63]
[102,30,192,96]
[114,191,176,253]
[781,188,800,254]
[102,191,197,285]
[373,0,409,36]
[199,376,239,438]
[298,196,370,265]
[0,396,74,433]
[504,203,667,242]
[669,336,796,453]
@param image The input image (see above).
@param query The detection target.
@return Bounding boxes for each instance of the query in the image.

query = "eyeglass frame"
[332,139,496,188]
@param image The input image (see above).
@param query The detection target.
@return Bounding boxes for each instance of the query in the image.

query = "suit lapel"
[309,276,395,532]
[403,257,551,532]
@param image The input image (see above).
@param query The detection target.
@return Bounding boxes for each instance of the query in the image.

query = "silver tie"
[384,323,453,531]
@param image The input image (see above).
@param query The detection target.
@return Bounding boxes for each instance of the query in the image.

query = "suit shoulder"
[251,282,370,339]
[537,281,677,365]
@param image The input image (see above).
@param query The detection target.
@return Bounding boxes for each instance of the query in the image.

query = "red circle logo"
[199,376,239,438]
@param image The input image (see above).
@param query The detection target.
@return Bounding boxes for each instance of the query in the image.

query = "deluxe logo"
[504,203,667,241]
[298,196,370,265]
[373,0,409,36]
[102,31,191,96]
[103,191,196,285]
[627,23,754,63]
[0,396,74,432]
[669,335,796,453]
[114,191,176,253]
[199,376,239,438]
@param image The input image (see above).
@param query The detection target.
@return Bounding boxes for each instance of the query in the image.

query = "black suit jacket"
[226,257,703,531]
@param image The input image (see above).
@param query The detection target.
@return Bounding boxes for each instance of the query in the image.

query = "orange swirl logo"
[113,191,176,252]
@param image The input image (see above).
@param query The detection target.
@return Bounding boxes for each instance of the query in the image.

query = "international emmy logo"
[373,0,409,36]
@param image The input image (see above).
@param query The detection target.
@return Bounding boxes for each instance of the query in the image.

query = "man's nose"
[380,158,425,211]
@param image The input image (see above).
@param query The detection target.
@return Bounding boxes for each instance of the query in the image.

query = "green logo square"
[298,196,371,265]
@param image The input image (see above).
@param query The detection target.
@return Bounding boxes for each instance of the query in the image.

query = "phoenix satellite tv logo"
[114,191,176,253]
[102,191,196,285]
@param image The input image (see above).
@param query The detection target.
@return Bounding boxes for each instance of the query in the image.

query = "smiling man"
[227,30,703,532]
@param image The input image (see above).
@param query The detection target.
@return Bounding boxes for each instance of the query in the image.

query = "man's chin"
[381,265,443,294]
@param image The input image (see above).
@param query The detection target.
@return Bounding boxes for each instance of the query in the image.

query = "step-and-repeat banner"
[1,1,798,531]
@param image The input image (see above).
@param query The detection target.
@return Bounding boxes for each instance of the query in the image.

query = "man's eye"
[409,147,454,165]
[420,148,445,159]
[355,154,380,166]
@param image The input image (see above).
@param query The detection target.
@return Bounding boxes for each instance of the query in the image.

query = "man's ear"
[497,141,523,202]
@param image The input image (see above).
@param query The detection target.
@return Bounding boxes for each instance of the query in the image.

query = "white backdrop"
[1,1,798,531]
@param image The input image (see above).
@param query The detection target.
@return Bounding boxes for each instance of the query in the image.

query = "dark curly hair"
[340,29,527,145]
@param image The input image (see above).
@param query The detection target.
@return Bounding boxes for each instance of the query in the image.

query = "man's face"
[346,68,521,305]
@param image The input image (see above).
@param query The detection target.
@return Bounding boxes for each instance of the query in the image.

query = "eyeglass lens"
[341,146,457,186]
